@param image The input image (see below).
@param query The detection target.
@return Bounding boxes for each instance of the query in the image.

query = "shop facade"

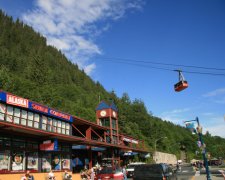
[0,90,147,176]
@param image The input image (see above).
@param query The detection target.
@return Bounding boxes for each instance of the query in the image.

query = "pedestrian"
[63,170,72,180]
[21,171,34,180]
[122,165,127,180]
[48,170,56,180]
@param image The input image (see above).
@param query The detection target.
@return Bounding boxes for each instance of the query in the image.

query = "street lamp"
[154,136,167,152]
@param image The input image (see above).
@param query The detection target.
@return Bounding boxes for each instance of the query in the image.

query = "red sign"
[31,103,48,113]
[49,110,71,121]
[40,143,54,151]
[6,94,28,108]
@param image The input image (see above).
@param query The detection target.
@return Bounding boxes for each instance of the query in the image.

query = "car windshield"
[135,164,163,174]
[99,167,122,174]
[99,167,113,174]
[127,165,136,169]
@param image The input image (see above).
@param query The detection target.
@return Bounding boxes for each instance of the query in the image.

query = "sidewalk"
[194,174,224,180]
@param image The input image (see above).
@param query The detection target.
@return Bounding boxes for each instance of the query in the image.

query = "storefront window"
[21,110,27,126]
[57,121,61,134]
[47,118,52,132]
[28,112,34,127]
[34,114,40,129]
[66,123,70,135]
[0,151,10,171]
[27,152,38,171]
[6,106,13,122]
[62,122,66,134]
[0,103,6,121]
[42,116,47,130]
[53,119,57,133]
[0,112,4,121]
[13,108,20,124]
[11,151,25,171]
[42,153,51,172]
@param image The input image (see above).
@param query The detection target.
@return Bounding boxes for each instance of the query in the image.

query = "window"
[113,130,117,135]
[57,121,61,134]
[53,119,57,133]
[100,118,110,127]
[28,112,34,127]
[112,119,117,129]
[66,123,70,135]
[13,139,25,149]
[47,118,52,132]
[21,110,27,126]
[61,122,66,134]
[6,106,13,122]
[14,108,21,124]
[0,151,10,171]
[42,116,47,130]
[34,114,40,129]
[0,104,5,121]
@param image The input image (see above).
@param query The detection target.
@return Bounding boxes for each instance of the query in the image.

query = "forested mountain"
[0,10,224,160]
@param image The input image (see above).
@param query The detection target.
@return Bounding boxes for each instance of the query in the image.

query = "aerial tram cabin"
[174,70,188,92]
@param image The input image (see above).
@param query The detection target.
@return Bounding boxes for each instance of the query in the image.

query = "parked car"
[95,167,123,180]
[133,163,177,180]
[126,162,146,178]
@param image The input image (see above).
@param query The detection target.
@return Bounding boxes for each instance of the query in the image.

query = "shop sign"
[123,137,139,144]
[6,94,28,108]
[40,139,58,151]
[49,109,71,121]
[30,102,48,114]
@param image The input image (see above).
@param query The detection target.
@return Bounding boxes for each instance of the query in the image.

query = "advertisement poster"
[62,155,70,169]
[0,152,9,170]
[42,154,51,172]
[12,153,24,171]
[27,153,38,170]
[52,155,61,170]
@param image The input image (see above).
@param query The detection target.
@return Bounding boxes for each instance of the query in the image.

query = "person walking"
[122,165,127,180]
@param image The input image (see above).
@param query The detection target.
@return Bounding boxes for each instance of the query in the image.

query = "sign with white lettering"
[6,94,28,108]
[123,137,138,144]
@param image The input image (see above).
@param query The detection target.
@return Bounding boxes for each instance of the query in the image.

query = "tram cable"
[94,56,225,76]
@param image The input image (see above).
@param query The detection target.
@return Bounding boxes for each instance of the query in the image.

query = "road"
[177,164,225,180]
[128,164,225,180]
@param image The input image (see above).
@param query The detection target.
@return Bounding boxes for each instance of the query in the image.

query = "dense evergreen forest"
[0,10,224,161]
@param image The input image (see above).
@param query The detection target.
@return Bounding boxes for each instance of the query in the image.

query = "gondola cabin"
[174,80,188,92]
[174,70,188,92]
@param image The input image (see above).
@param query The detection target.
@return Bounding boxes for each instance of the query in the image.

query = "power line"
[95,56,225,71]
[94,57,225,76]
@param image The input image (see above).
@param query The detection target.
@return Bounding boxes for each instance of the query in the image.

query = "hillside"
[0,10,224,161]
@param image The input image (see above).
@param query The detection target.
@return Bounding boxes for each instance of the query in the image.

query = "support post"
[196,117,211,180]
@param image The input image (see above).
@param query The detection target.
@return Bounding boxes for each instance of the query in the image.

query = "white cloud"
[204,123,225,138]
[159,108,191,125]
[203,88,225,97]
[22,0,143,75]
[202,88,225,104]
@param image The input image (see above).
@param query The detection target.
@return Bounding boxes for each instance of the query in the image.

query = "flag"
[185,122,196,133]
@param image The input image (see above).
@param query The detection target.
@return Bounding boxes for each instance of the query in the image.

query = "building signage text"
[49,110,71,121]
[31,103,48,113]
[123,137,138,144]
[6,94,28,108]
